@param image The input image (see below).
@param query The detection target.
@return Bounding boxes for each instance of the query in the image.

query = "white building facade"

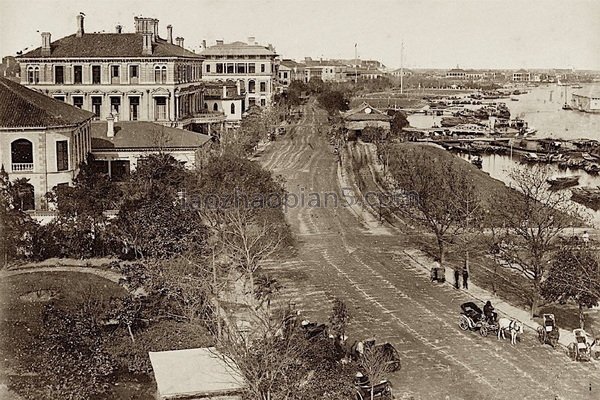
[201,38,278,109]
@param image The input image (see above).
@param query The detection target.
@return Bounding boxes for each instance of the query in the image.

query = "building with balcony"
[16,15,225,134]
[0,76,93,210]
[203,81,244,128]
[201,38,278,109]
[512,69,531,82]
[446,68,466,79]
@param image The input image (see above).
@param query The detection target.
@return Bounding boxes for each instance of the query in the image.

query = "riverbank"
[343,139,599,336]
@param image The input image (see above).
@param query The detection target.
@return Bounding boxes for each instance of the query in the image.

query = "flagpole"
[400,40,404,95]
[354,43,358,84]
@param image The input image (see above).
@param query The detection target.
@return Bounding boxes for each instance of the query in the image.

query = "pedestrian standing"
[582,230,590,245]
[462,265,469,289]
[454,269,460,289]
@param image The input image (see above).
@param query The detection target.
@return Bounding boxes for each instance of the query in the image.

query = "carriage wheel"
[550,337,558,348]
[537,327,545,344]
[479,326,489,337]
[459,316,469,331]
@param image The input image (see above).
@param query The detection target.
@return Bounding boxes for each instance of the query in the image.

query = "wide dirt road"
[257,102,599,400]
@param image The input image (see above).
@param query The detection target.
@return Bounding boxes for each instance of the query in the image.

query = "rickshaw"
[568,328,592,361]
[537,314,559,347]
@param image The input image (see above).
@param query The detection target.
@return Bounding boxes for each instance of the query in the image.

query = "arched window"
[204,102,208,109]
[230,103,235,114]
[11,139,34,171]
[248,80,256,94]
[154,65,167,83]
[27,66,40,84]
[213,103,218,111]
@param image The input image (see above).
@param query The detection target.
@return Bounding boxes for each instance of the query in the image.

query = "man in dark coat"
[462,265,469,289]
[454,269,460,289]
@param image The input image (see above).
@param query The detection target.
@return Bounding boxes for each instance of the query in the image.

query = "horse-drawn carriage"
[568,329,593,361]
[354,372,392,400]
[458,302,498,336]
[349,338,401,373]
[537,314,559,347]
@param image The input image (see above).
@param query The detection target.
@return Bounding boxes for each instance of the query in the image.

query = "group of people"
[454,266,469,290]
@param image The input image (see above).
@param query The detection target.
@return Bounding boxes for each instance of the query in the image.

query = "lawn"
[0,270,213,400]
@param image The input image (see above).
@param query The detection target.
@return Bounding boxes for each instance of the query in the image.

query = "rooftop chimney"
[115,24,122,34]
[107,114,115,138]
[41,32,51,56]
[167,25,173,44]
[202,39,206,49]
[134,16,159,41]
[175,37,184,47]
[248,36,255,45]
[142,33,153,55]
[76,14,85,37]
[216,39,224,46]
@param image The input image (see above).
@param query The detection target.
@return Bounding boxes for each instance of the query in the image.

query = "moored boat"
[571,187,600,210]
[546,175,579,189]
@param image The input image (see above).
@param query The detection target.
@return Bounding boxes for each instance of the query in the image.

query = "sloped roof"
[573,89,600,98]
[91,121,210,150]
[18,34,201,59]
[342,102,391,121]
[202,41,277,56]
[280,59,304,68]
[149,348,245,398]
[0,76,93,129]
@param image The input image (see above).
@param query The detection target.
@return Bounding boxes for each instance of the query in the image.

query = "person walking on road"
[582,230,590,245]
[454,269,460,289]
[462,265,469,290]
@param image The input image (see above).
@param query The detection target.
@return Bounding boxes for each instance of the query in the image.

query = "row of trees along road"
[381,144,599,322]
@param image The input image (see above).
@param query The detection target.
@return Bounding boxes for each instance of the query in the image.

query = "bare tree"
[359,345,395,400]
[221,208,284,306]
[387,145,481,271]
[489,165,579,316]
[541,240,600,329]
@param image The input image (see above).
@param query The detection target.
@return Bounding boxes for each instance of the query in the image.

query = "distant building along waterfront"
[572,90,600,113]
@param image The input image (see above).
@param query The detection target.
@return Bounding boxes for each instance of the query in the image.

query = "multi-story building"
[278,59,305,87]
[0,76,94,210]
[17,15,225,134]
[203,81,245,127]
[303,58,348,83]
[201,38,278,109]
[446,68,466,79]
[512,69,531,82]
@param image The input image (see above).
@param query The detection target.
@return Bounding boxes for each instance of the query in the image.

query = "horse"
[497,318,523,345]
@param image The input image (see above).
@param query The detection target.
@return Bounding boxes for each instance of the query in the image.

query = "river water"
[407,83,600,140]
[407,83,600,226]
[457,152,600,228]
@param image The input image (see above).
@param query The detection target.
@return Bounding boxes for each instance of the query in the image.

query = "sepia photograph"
[1,0,600,399]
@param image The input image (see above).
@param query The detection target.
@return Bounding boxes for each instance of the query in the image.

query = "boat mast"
[354,43,358,84]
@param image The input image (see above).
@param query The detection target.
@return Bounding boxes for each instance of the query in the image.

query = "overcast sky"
[1,0,599,70]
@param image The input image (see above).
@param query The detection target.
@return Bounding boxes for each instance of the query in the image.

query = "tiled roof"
[202,42,277,57]
[91,121,210,150]
[18,34,201,59]
[280,59,304,68]
[342,102,391,121]
[0,76,93,129]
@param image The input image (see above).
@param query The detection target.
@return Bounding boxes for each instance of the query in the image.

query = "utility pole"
[400,40,404,95]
